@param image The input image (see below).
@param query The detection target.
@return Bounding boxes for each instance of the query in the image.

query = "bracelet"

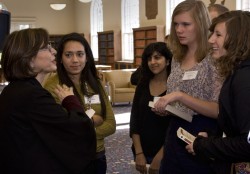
[136,152,143,155]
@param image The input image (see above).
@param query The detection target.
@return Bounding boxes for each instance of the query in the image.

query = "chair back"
[104,70,132,88]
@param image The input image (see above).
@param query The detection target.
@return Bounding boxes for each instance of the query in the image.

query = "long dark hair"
[56,33,106,118]
[140,42,172,85]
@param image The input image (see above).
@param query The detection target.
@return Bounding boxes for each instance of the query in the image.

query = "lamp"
[0,2,8,11]
[78,0,92,3]
[50,4,66,10]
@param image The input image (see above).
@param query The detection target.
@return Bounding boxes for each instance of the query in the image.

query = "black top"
[194,59,250,171]
[130,66,142,85]
[129,81,170,158]
[0,78,96,174]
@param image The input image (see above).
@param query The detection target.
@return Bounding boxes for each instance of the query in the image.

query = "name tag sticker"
[86,109,95,118]
[84,94,100,104]
[182,71,198,80]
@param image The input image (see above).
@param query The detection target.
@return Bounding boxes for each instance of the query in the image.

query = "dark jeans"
[94,152,107,174]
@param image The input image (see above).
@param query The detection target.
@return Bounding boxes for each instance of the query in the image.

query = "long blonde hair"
[169,0,211,62]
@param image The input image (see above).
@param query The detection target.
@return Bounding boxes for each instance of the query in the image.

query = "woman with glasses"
[43,32,116,174]
[0,28,96,174]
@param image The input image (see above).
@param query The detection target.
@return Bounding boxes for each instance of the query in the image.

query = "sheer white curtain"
[121,0,139,61]
[236,0,250,11]
[166,0,184,34]
[90,0,103,60]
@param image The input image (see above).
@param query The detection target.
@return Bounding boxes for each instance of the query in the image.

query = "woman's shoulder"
[43,73,59,87]
[42,73,59,93]
[170,57,180,70]
[198,54,216,71]
[201,54,214,64]
[171,57,179,64]
[233,59,250,84]
[96,79,107,92]
[3,78,49,103]
[136,80,149,90]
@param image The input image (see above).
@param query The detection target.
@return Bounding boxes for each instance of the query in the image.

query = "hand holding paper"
[149,101,193,122]
[177,127,196,144]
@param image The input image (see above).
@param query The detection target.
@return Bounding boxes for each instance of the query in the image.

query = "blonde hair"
[169,0,211,62]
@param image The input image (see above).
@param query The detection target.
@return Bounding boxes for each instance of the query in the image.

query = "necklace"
[84,82,93,109]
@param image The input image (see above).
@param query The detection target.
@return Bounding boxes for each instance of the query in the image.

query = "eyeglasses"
[39,43,52,52]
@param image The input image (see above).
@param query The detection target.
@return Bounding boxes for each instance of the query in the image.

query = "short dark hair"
[1,28,49,81]
[208,4,229,15]
[140,42,172,83]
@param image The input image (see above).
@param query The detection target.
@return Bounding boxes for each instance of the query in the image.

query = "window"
[166,0,184,34]
[10,17,36,33]
[236,0,250,11]
[121,0,139,61]
[90,0,103,60]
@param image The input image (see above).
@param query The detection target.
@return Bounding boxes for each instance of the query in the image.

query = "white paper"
[148,101,193,122]
[85,108,95,118]
[130,160,150,173]
[177,127,196,144]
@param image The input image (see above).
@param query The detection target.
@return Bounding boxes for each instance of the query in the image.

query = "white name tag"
[85,108,95,118]
[84,94,100,104]
[182,71,198,80]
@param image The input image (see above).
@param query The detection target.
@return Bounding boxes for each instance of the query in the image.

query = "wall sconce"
[0,2,8,11]
[50,4,66,10]
[78,0,92,3]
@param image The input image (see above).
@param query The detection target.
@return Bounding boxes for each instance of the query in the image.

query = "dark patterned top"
[167,55,222,116]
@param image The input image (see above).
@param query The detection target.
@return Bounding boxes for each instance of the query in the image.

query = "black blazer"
[0,78,96,174]
[194,58,250,173]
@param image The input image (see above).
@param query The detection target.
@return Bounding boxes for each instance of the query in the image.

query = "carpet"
[105,104,138,174]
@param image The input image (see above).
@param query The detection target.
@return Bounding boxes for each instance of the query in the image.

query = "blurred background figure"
[208,3,229,20]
